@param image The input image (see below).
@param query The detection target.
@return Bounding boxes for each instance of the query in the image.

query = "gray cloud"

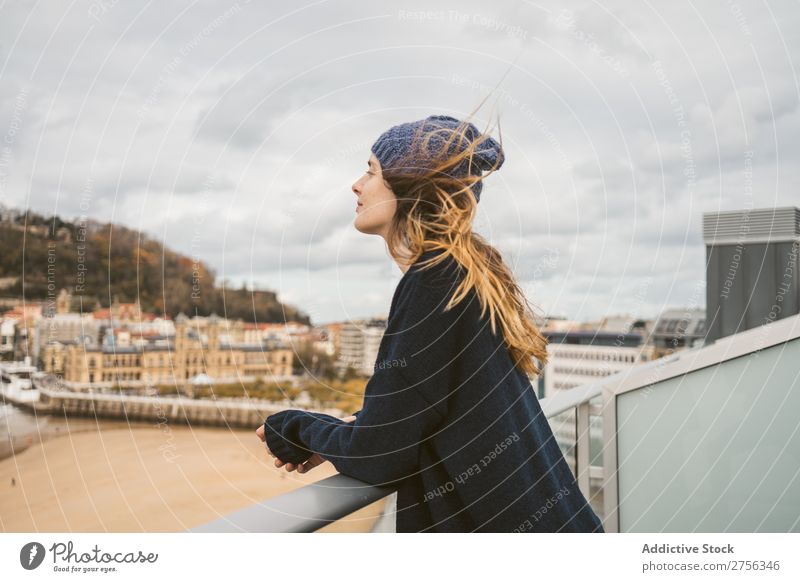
[1,0,798,323]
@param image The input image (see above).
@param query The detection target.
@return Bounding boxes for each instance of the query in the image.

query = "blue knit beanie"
[370,114,504,203]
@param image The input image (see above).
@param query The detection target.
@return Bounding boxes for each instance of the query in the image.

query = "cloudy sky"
[1,0,797,325]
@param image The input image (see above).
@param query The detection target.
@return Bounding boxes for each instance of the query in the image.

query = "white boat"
[0,358,41,404]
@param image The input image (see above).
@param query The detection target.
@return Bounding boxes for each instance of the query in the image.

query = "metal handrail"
[189,473,394,533]
[188,375,623,533]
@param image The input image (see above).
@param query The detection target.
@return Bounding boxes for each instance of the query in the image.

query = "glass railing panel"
[588,394,604,520]
[615,336,800,532]
[551,408,577,476]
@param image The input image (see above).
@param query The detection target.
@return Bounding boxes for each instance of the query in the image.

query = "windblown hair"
[380,113,549,378]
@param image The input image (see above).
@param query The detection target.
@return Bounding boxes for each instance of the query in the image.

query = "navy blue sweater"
[264,250,604,533]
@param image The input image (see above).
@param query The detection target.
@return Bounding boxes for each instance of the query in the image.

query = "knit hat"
[370,114,504,203]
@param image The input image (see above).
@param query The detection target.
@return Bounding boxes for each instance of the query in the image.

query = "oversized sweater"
[264,249,604,533]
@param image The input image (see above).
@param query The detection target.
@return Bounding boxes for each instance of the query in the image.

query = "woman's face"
[352,154,397,239]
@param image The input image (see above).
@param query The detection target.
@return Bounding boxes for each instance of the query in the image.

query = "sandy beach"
[0,420,385,533]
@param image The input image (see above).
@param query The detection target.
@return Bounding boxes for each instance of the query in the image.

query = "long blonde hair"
[380,109,549,378]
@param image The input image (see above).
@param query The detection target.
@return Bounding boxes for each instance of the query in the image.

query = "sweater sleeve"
[263,410,344,464]
[263,374,443,486]
[263,262,468,486]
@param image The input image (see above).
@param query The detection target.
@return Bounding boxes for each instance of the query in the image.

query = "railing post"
[601,383,620,533]
[575,402,590,497]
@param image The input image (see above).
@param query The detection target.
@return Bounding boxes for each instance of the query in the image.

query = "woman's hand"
[256,414,357,473]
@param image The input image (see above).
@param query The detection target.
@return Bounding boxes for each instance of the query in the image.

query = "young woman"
[255,114,604,533]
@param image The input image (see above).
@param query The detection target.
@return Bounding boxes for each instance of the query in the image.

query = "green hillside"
[0,206,310,324]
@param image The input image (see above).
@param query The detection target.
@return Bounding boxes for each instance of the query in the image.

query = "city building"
[42,313,293,391]
[0,302,43,360]
[336,318,387,376]
[0,317,16,358]
[542,329,654,398]
[704,206,799,343]
[33,313,99,361]
[650,307,706,358]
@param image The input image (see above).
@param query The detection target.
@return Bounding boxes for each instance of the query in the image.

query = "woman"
[255,114,604,533]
